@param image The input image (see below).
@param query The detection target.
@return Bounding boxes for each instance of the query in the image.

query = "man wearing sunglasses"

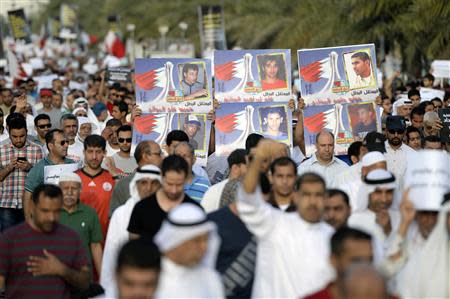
[384,116,415,184]
[33,114,52,155]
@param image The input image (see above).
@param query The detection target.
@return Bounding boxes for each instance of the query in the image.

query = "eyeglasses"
[38,124,52,129]
[118,138,132,143]
[388,129,405,135]
[59,140,67,146]
[150,151,162,156]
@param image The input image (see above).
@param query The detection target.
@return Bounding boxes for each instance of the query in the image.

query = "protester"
[61,114,84,162]
[267,157,297,211]
[37,88,63,129]
[405,126,422,150]
[33,113,52,152]
[323,189,351,229]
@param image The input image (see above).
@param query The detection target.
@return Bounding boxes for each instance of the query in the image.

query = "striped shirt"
[184,174,210,203]
[0,140,43,208]
[0,222,89,299]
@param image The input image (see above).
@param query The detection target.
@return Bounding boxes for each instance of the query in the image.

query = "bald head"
[134,140,162,168]
[342,263,388,299]
[315,130,335,163]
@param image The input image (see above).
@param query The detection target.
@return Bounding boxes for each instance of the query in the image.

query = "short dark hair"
[116,239,161,273]
[161,155,189,177]
[166,130,189,147]
[84,134,106,150]
[34,114,51,126]
[418,101,434,111]
[295,172,326,191]
[116,124,132,136]
[406,126,421,143]
[424,135,441,143]
[32,184,63,204]
[134,141,152,163]
[113,100,128,114]
[245,133,264,153]
[351,52,370,61]
[60,113,78,126]
[407,88,420,99]
[423,73,435,82]
[347,141,363,165]
[6,112,25,128]
[106,118,122,128]
[227,149,247,168]
[410,107,425,119]
[326,189,350,206]
[8,116,27,132]
[182,63,199,75]
[331,227,372,256]
[45,129,64,146]
[431,97,442,106]
[269,157,297,175]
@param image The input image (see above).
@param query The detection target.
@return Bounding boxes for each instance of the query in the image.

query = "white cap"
[74,97,88,105]
[59,172,82,184]
[361,151,386,167]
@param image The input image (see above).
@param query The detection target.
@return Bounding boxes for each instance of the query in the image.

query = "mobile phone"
[17,157,27,162]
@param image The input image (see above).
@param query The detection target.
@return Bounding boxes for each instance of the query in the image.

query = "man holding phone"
[0,116,43,232]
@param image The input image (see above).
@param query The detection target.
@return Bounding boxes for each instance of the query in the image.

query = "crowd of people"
[0,38,449,299]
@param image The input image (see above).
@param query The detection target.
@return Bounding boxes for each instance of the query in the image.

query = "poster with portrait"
[132,113,211,166]
[214,49,291,103]
[215,102,292,156]
[303,101,381,156]
[297,44,379,106]
[135,58,213,113]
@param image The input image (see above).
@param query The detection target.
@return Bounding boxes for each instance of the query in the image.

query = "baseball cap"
[386,115,406,131]
[92,102,107,117]
[186,115,201,126]
[363,131,386,153]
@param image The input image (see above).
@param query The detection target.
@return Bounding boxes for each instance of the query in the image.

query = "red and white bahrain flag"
[215,110,247,133]
[135,67,165,90]
[214,58,244,81]
[104,30,126,58]
[134,114,167,135]
[304,108,336,134]
[300,57,331,83]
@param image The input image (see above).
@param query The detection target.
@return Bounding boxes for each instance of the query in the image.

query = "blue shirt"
[184,174,210,203]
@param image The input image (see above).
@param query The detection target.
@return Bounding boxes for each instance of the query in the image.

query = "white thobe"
[155,258,224,299]
[298,154,349,188]
[237,186,334,298]
[384,141,414,185]
[100,196,139,298]
[201,179,229,213]
[348,209,400,262]
[67,140,84,163]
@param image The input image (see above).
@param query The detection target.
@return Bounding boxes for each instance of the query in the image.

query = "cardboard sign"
[439,108,450,143]
[420,87,445,101]
[405,150,450,211]
[44,163,79,185]
[7,9,31,43]
[106,68,132,83]
[431,60,450,78]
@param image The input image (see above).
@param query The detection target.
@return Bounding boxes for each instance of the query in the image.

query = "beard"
[388,137,402,146]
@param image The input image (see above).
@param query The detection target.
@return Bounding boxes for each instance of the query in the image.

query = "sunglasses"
[118,138,132,143]
[388,129,405,135]
[58,140,67,146]
[38,124,52,129]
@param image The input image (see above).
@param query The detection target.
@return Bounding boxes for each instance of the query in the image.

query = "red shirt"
[76,169,115,240]
[262,79,287,91]
[304,283,334,299]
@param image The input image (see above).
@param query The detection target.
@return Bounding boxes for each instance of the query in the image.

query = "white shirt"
[100,196,139,298]
[155,258,224,299]
[106,142,120,157]
[297,154,349,188]
[237,186,334,298]
[201,178,229,213]
[67,140,84,163]
[384,141,415,184]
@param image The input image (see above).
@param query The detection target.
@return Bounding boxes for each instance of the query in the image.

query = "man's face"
[136,178,161,199]
[351,57,370,76]
[316,133,334,162]
[331,239,373,276]
[174,145,194,170]
[118,130,132,153]
[63,119,78,142]
[410,95,421,108]
[66,94,75,110]
[368,188,394,212]
[423,78,433,88]
[323,194,351,229]
[425,104,435,113]
[33,196,62,233]
[112,106,124,120]
[425,141,442,150]
[52,79,62,91]
[10,128,27,148]
[296,182,325,223]
[407,132,422,150]
[357,108,372,124]
[264,60,279,80]
[1,90,13,106]
[60,181,81,208]
[184,69,198,85]
[162,170,186,201]
[41,95,53,108]
[171,233,209,267]
[50,132,68,158]
[144,143,163,168]
[381,99,392,114]
[424,121,440,137]
[266,112,283,133]
[387,128,405,147]
[270,164,296,198]
[184,123,199,138]
[432,100,442,110]
[36,118,52,139]
[398,105,413,119]
[110,125,120,145]
[53,95,63,109]
[79,123,92,140]
[416,211,438,239]
[117,266,160,299]
[84,146,105,170]
[411,114,423,129]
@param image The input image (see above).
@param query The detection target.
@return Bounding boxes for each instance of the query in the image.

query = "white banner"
[44,163,79,185]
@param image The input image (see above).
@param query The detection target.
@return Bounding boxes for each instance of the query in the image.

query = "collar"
[81,167,104,179]
[9,140,30,149]
[62,203,84,214]
[44,156,74,165]
[385,140,405,152]
[312,153,338,166]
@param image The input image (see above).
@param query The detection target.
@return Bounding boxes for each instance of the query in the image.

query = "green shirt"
[24,156,76,193]
[59,203,103,265]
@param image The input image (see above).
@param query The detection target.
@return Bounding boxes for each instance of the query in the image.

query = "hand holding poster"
[214,50,292,103]
[106,68,132,83]
[132,113,211,166]
[405,150,450,211]
[135,58,213,113]
[44,163,79,185]
[215,102,292,156]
